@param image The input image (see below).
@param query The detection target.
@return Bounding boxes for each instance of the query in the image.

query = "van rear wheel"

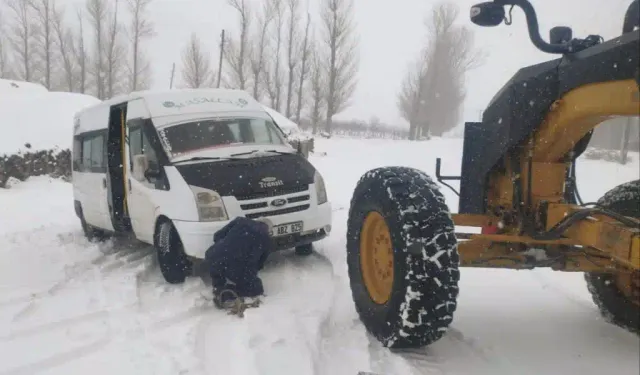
[155,221,192,284]
[80,215,109,242]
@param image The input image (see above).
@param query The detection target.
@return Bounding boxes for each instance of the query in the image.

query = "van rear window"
[158,117,286,156]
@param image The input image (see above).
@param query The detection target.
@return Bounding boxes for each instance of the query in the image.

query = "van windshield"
[157,117,287,157]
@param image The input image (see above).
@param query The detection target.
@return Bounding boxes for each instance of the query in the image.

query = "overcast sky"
[61,0,634,126]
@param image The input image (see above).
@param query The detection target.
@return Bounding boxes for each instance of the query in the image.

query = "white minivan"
[71,88,332,283]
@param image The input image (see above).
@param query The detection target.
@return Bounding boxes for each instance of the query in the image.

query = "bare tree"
[0,40,8,78]
[180,32,214,88]
[104,1,127,98]
[294,12,312,124]
[284,0,301,117]
[86,0,108,98]
[0,10,12,78]
[397,52,430,139]
[74,7,88,93]
[320,0,359,133]
[52,2,75,91]
[126,0,155,92]
[5,0,37,82]
[225,0,251,90]
[309,43,326,134]
[265,0,285,110]
[30,0,55,89]
[249,1,275,99]
[406,2,482,137]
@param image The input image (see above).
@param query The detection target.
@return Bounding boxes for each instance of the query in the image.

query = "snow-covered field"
[1,136,639,375]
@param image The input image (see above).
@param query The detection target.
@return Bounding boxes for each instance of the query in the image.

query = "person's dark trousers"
[204,217,272,303]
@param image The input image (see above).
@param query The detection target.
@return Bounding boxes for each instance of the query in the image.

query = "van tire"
[295,244,314,256]
[155,221,192,284]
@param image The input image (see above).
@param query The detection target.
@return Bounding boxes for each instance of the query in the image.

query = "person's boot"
[213,282,240,310]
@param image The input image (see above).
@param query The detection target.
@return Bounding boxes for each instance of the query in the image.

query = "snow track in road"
[0,223,350,375]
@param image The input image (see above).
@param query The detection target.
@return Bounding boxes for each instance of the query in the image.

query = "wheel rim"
[360,211,394,304]
[616,271,640,306]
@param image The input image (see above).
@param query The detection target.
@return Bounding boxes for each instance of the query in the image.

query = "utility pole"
[217,30,225,88]
[169,63,175,89]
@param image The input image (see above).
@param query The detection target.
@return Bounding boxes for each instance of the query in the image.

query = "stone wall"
[0,149,71,188]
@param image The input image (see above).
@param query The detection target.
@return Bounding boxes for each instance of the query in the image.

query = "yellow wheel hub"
[360,211,394,304]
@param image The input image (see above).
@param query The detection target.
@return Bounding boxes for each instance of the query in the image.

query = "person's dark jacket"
[204,217,273,298]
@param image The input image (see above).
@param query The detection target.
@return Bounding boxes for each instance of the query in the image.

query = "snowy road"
[1,138,639,375]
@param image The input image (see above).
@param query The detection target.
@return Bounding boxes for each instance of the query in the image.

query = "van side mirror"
[144,161,162,180]
[133,154,160,181]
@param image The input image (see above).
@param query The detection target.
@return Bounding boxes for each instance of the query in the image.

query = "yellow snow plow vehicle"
[346,0,640,348]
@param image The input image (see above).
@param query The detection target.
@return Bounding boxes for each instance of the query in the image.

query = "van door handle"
[102,178,107,188]
[128,179,132,192]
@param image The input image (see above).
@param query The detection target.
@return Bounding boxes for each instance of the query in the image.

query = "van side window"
[90,136,104,168]
[82,138,92,167]
[73,138,82,171]
[129,126,159,169]
[129,127,143,158]
[142,132,158,165]
[76,132,107,172]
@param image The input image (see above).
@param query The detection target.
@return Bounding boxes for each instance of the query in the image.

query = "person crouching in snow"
[204,216,273,309]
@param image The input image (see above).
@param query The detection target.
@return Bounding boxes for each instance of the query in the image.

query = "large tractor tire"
[346,167,460,348]
[584,179,640,334]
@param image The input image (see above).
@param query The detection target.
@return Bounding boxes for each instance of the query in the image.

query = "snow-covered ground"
[1,136,639,375]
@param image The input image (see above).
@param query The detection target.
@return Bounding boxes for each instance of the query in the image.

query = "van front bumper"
[172,202,332,259]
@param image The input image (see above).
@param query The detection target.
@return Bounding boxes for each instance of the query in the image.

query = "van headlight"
[189,185,228,221]
[314,171,328,205]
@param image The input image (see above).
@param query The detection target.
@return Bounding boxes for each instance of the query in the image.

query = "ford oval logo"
[261,176,277,183]
[270,198,287,207]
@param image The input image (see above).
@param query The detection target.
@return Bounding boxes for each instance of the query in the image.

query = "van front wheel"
[155,221,192,284]
[295,243,313,256]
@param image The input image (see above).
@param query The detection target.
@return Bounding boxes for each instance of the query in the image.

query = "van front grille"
[245,204,310,219]
[235,185,308,201]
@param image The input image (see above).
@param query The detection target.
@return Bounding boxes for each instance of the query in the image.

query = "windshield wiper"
[172,156,227,164]
[230,149,294,157]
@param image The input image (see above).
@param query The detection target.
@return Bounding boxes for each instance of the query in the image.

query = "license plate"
[271,221,303,237]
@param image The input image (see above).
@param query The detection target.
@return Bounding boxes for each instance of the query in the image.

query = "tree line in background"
[0,0,636,152]
[0,0,155,97]
[397,2,483,139]
[0,0,480,139]
[181,0,359,135]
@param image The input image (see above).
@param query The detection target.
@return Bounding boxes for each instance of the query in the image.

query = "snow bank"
[0,89,100,154]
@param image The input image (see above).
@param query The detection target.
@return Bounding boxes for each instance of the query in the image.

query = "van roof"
[75,88,258,116]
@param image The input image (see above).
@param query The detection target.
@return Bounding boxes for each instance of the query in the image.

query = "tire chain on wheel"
[156,221,191,284]
[347,166,460,348]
